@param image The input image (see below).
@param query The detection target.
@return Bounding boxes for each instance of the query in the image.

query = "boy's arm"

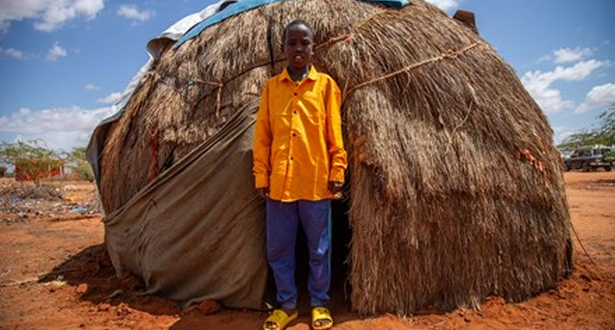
[253,83,272,190]
[325,78,347,184]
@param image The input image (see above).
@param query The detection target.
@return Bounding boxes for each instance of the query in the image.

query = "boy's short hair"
[282,19,314,43]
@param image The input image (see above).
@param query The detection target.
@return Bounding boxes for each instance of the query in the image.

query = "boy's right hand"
[258,187,269,198]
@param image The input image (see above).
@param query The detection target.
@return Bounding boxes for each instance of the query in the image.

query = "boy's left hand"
[328,181,343,194]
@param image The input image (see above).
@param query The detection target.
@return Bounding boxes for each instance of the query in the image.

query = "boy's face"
[283,24,314,69]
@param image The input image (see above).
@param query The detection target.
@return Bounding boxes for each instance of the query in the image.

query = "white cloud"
[424,0,461,12]
[35,0,105,32]
[97,92,122,104]
[0,0,104,33]
[117,5,154,22]
[575,83,615,113]
[84,83,100,91]
[46,42,67,61]
[521,60,608,113]
[0,21,9,34]
[0,47,24,59]
[553,47,593,64]
[0,105,115,150]
[552,126,575,145]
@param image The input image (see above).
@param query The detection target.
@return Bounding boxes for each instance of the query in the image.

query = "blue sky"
[0,0,614,151]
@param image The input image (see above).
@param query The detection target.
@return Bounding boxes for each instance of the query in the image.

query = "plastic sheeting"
[176,0,410,47]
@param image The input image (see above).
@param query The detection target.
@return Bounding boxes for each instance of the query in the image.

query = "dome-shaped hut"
[89,0,572,315]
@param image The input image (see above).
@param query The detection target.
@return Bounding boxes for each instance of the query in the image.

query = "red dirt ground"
[1,172,614,329]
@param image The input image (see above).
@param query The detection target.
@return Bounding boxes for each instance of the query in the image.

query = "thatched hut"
[90,0,572,315]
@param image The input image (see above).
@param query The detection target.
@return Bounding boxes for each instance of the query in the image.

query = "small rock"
[76,283,88,294]
[98,303,111,311]
[114,303,132,317]
[45,279,67,292]
[197,300,221,315]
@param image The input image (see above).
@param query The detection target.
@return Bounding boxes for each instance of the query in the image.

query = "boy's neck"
[287,65,310,82]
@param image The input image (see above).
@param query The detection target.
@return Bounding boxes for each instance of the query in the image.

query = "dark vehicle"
[564,146,612,172]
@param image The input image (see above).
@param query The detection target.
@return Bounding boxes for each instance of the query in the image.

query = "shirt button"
[290,157,294,160]
[294,93,297,96]
[292,133,296,137]
[293,110,297,114]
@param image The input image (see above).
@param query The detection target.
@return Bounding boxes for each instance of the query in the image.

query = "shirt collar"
[279,65,319,83]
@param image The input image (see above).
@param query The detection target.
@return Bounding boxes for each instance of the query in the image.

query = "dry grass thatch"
[98,0,571,315]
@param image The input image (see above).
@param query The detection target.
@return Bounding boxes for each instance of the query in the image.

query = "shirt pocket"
[300,91,325,123]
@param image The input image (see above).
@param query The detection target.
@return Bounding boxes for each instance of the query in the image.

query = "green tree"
[558,105,615,151]
[0,140,64,185]
[598,104,614,143]
[66,146,95,181]
[557,130,599,151]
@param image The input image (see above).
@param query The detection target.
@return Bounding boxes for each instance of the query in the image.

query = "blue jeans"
[266,199,331,309]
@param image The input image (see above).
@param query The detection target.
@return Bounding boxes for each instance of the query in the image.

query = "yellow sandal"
[263,309,298,330]
[312,307,333,330]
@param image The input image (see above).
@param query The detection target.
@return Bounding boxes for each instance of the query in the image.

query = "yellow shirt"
[253,66,347,202]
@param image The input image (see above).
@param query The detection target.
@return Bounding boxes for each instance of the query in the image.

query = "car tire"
[606,166,612,172]
[582,162,590,172]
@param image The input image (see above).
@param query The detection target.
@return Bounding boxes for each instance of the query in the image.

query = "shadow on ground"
[39,244,182,316]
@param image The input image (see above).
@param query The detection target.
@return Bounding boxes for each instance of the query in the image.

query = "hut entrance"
[291,197,352,311]
[329,198,352,309]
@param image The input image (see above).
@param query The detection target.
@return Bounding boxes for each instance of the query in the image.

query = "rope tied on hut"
[343,42,484,99]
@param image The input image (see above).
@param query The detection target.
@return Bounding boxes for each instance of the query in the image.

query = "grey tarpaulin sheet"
[103,99,267,309]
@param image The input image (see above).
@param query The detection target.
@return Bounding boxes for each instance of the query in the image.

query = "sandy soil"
[1,172,614,330]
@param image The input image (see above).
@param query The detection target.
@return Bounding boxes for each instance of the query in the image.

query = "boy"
[253,19,346,330]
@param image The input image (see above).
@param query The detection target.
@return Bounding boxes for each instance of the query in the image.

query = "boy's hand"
[328,181,343,194]
[257,187,269,198]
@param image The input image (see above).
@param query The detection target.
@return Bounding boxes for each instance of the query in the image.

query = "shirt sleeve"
[253,83,272,188]
[325,77,348,183]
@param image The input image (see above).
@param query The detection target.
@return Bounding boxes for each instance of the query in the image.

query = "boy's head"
[282,19,314,69]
